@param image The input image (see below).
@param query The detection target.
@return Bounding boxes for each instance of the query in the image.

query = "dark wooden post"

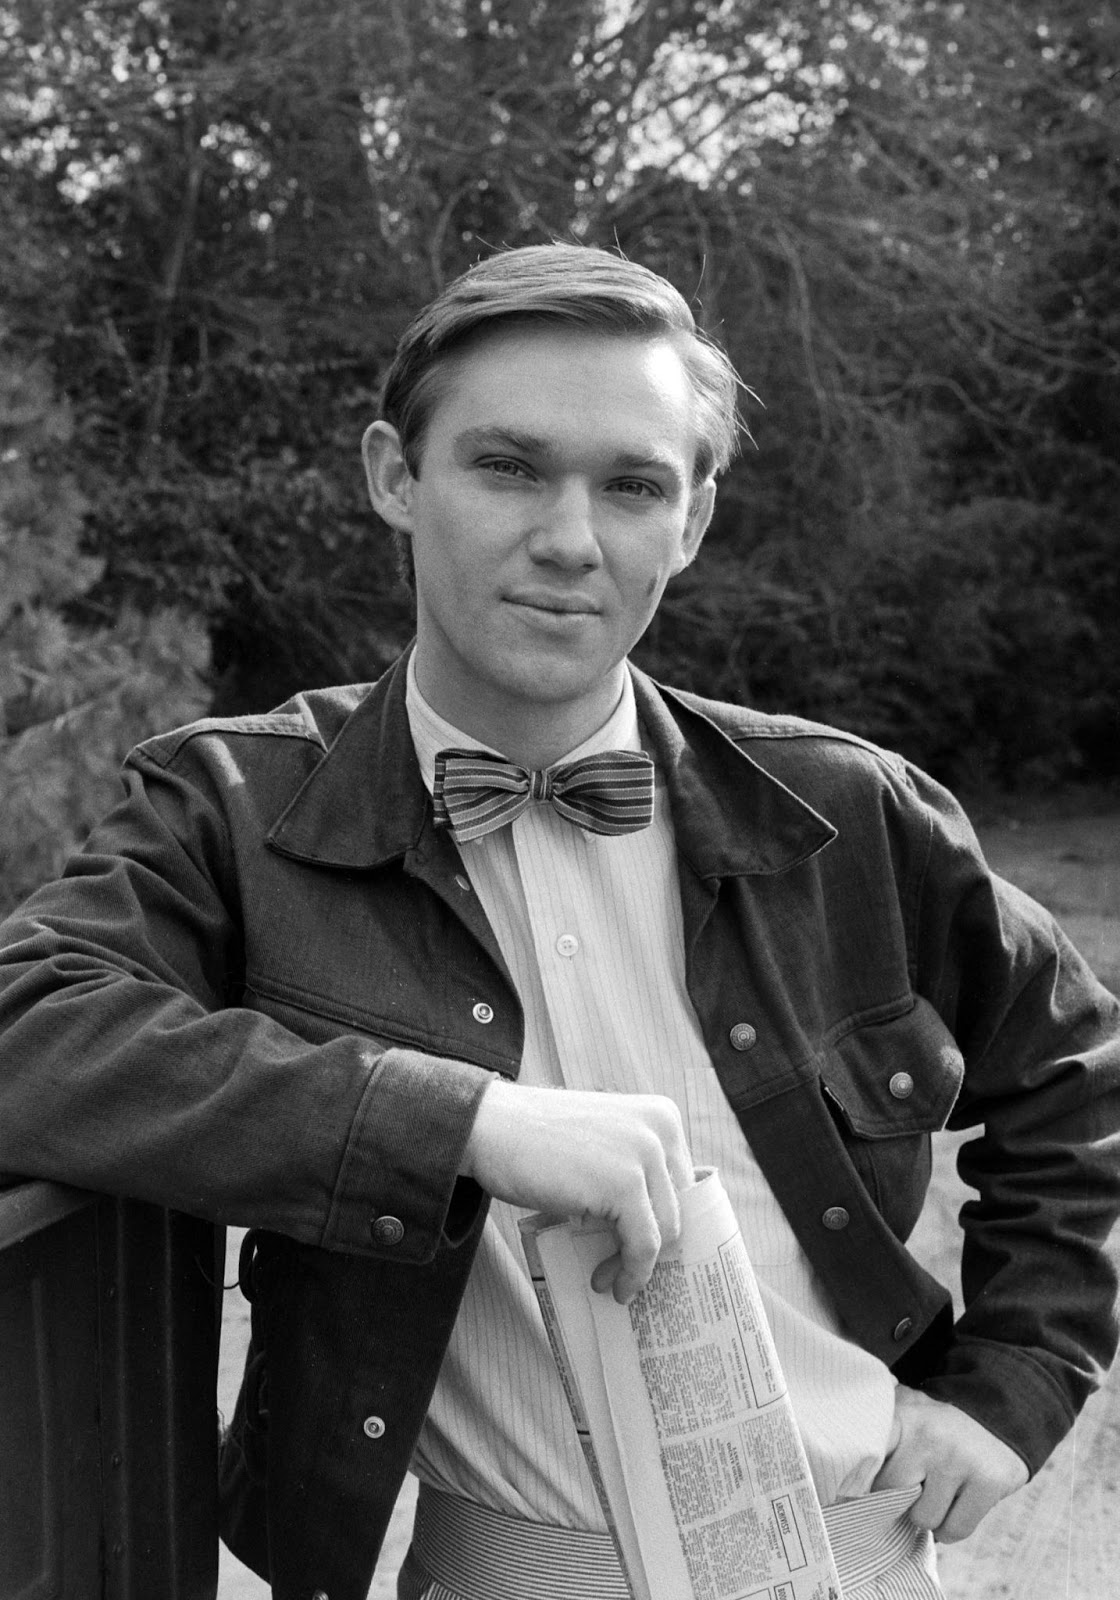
[0,1182,222,1599]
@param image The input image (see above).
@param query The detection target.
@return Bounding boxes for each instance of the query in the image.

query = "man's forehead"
[425,325,699,458]
[437,319,687,377]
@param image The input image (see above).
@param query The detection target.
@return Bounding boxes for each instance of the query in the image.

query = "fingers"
[645,1117,686,1248]
[933,1479,1003,1544]
[873,1386,1029,1543]
[590,1250,624,1296]
[905,1469,1003,1543]
[906,1472,961,1540]
[571,1107,684,1301]
[869,1412,909,1492]
[657,1104,695,1201]
[461,1082,693,1300]
[610,1163,677,1303]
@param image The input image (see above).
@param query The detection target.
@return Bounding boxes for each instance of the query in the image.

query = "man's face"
[363,325,714,759]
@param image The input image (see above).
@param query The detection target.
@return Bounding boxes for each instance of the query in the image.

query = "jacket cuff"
[919,1336,1078,1476]
[323,1045,497,1261]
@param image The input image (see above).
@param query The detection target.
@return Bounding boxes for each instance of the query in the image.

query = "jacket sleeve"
[0,743,494,1263]
[901,765,1120,1472]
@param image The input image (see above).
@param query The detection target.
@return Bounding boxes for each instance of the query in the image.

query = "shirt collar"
[266,648,835,877]
[405,652,642,797]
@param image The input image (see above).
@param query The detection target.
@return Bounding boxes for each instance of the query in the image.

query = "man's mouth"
[506,593,600,615]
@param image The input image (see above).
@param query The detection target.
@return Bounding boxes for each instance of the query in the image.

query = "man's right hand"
[461,1081,693,1303]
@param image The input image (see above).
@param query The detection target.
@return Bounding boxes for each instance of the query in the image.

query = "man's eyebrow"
[453,425,553,458]
[453,426,688,489]
[611,449,686,484]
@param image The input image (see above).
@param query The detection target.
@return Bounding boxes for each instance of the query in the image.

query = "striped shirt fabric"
[404,656,899,1527]
[400,1481,941,1600]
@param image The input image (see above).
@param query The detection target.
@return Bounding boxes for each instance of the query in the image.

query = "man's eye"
[480,457,530,479]
[612,478,660,499]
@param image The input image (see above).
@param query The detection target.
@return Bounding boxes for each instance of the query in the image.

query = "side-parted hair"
[378,243,744,483]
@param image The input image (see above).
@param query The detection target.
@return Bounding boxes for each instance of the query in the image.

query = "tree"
[2,0,1116,783]
[0,344,210,912]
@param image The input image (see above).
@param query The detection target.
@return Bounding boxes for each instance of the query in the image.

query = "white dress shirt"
[405,656,897,1525]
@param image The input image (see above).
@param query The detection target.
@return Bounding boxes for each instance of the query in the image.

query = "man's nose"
[528,482,602,567]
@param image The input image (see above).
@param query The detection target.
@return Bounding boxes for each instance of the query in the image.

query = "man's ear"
[672,477,717,574]
[361,420,415,532]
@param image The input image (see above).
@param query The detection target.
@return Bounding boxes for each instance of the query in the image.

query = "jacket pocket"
[818,998,965,1240]
[243,975,426,1051]
[242,969,517,1073]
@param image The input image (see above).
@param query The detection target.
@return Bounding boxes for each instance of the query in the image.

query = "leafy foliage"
[0,349,210,912]
[1,0,1117,791]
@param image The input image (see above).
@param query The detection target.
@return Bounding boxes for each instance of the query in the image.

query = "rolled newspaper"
[520,1168,842,1600]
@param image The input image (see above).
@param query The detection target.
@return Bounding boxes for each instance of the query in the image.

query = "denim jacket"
[1,652,1118,1600]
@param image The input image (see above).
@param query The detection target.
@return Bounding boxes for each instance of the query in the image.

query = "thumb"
[871,1411,907,1492]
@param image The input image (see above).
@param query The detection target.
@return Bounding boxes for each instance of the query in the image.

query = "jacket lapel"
[630,667,837,879]
[266,652,429,869]
[265,653,836,881]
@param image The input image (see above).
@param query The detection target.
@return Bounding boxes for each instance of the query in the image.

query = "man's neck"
[411,658,629,769]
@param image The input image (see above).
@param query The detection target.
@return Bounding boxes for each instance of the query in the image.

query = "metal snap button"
[472,1001,494,1024]
[369,1214,405,1247]
[892,1317,914,1342]
[889,1071,915,1099]
[822,1206,850,1231]
[362,1415,386,1439]
[729,1022,757,1051]
[555,933,579,958]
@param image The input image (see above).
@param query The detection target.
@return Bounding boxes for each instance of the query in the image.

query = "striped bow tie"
[432,748,655,844]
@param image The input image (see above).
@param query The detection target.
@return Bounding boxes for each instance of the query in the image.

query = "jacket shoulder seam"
[133,716,325,770]
[665,687,911,781]
[731,721,907,771]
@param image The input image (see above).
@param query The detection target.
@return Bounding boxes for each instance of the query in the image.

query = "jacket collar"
[267,651,430,870]
[630,669,836,878]
[267,651,836,878]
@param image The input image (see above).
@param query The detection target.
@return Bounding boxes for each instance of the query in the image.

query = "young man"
[0,245,1117,1600]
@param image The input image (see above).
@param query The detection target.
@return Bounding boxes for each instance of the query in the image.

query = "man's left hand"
[871,1385,1029,1542]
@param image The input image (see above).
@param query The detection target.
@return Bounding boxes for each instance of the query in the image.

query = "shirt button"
[311,1591,329,1600]
[893,1317,914,1342]
[555,933,579,958]
[454,873,471,892]
[472,1001,494,1024]
[729,1023,757,1051]
[362,1415,386,1439]
[369,1214,404,1247]
[822,1206,850,1231]
[889,1071,915,1099]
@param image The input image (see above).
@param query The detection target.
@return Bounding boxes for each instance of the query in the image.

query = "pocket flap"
[820,999,964,1138]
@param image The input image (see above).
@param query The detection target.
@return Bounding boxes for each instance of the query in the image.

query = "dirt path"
[217,809,1120,1600]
